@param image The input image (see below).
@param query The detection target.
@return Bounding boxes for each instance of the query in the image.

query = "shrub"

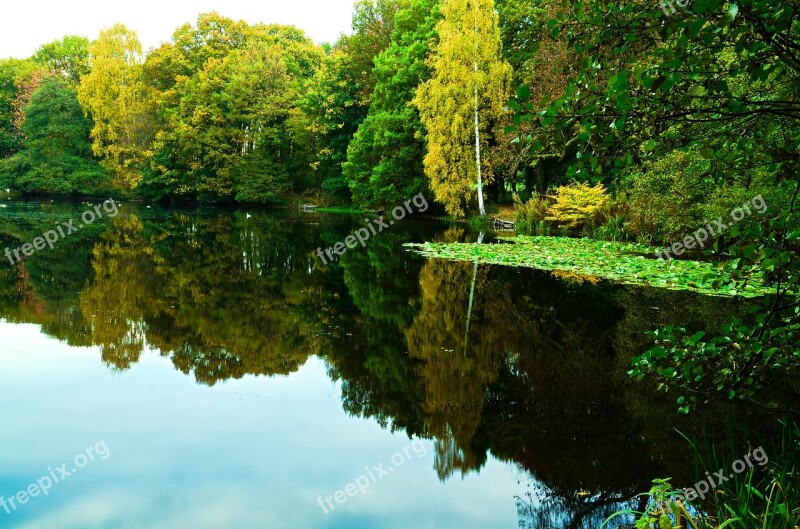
[545,182,610,230]
[626,148,792,245]
[703,180,794,232]
[625,149,714,243]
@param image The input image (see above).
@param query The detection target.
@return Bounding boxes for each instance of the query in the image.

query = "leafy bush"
[630,207,800,413]
[545,182,610,230]
[703,181,794,233]
[625,149,714,243]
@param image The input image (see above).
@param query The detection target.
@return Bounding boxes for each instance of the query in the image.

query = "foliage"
[631,196,800,413]
[139,14,324,202]
[513,193,549,235]
[300,0,404,201]
[78,24,152,190]
[0,59,34,158]
[497,0,577,195]
[511,1,800,184]
[502,0,800,422]
[299,49,364,200]
[343,0,440,209]
[545,182,610,230]
[623,149,788,246]
[4,77,107,194]
[340,0,405,106]
[33,36,90,84]
[414,0,512,217]
[10,66,49,133]
[625,149,714,243]
[406,236,773,297]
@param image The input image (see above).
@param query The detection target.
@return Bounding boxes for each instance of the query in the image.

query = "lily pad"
[405,236,773,298]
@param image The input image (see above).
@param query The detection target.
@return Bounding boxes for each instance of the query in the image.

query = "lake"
[0,199,760,528]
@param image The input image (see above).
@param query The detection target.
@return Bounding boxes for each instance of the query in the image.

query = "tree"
[139,13,252,200]
[343,0,441,208]
[510,0,800,188]
[300,0,405,201]
[141,15,324,202]
[7,78,107,194]
[78,24,152,191]
[414,0,511,217]
[347,0,406,96]
[33,36,91,84]
[495,0,577,196]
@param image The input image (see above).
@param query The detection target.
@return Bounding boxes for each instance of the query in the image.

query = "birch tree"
[414,0,511,217]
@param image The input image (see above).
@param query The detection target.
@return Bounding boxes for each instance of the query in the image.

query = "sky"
[0,0,356,59]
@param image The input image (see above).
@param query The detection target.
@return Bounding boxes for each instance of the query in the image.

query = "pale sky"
[0,0,356,59]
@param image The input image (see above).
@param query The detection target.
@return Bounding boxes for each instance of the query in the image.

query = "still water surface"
[0,200,753,528]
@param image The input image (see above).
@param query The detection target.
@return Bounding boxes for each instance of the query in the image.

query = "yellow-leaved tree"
[414,0,511,217]
[78,24,152,191]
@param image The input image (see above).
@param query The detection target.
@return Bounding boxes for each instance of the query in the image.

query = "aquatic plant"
[406,236,774,298]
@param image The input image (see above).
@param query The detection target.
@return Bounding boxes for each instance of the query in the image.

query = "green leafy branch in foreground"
[632,205,800,414]
[405,235,773,297]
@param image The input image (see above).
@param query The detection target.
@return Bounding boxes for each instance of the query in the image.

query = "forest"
[0,0,799,526]
[0,1,792,228]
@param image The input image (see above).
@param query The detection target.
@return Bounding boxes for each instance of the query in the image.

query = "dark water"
[0,199,758,528]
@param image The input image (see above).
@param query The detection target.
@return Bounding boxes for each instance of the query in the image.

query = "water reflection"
[0,201,762,527]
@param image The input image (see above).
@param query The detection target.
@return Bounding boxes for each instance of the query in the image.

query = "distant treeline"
[0,1,796,223]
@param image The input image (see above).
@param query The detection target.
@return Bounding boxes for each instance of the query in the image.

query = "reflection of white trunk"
[464,231,485,352]
[474,4,485,217]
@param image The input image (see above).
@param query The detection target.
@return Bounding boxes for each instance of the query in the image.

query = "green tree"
[495,0,576,196]
[7,78,107,194]
[342,0,441,208]
[139,13,252,200]
[505,0,800,413]
[141,15,323,202]
[300,0,405,201]
[0,59,35,159]
[33,36,91,84]
[414,0,512,217]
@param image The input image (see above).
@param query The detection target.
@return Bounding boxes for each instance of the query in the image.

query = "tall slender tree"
[414,0,511,217]
[78,24,151,191]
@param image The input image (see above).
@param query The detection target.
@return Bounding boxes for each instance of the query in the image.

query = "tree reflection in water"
[0,203,767,528]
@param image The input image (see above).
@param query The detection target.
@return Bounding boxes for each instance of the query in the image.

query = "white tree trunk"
[474,81,485,217]
[474,4,486,217]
